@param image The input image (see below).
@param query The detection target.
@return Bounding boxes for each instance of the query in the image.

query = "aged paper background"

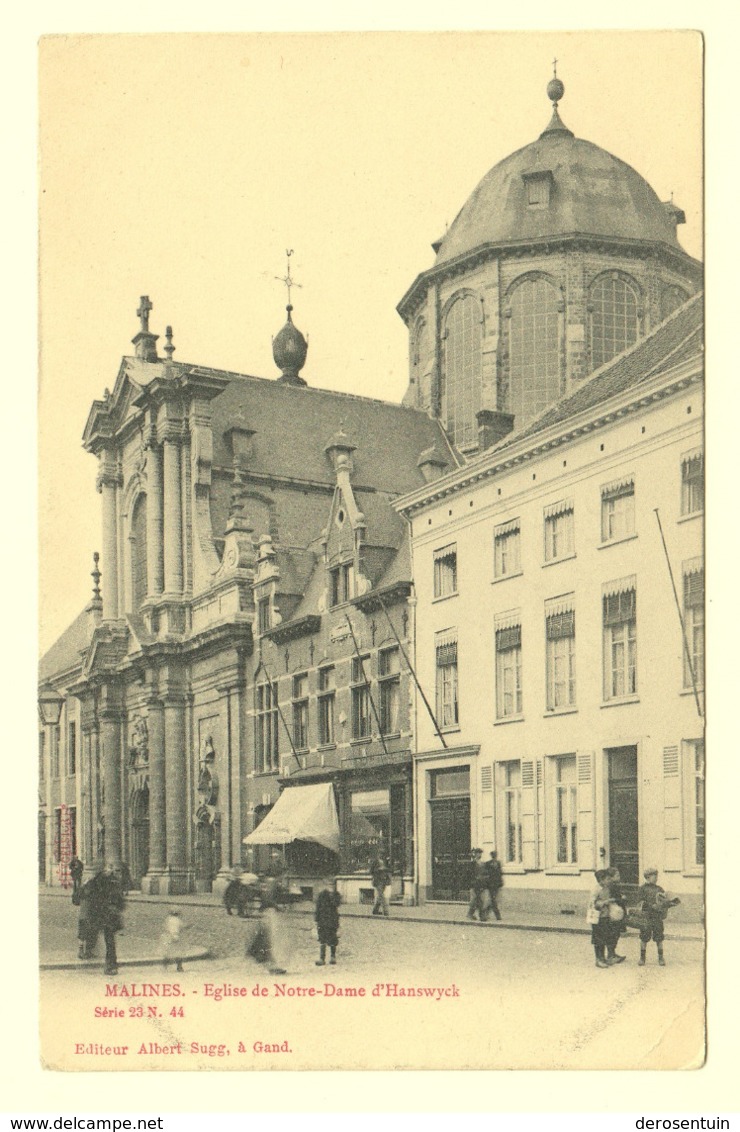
[6,0,738,1116]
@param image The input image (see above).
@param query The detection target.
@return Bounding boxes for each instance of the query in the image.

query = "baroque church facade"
[39,73,704,914]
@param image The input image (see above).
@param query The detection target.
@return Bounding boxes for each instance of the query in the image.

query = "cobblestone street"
[39,893,704,1072]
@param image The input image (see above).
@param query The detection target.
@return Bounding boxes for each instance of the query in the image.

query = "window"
[544,500,574,562]
[130,494,148,610]
[433,544,458,598]
[292,673,309,751]
[39,732,45,782]
[67,721,77,776]
[51,724,61,779]
[318,666,336,746]
[442,294,482,449]
[494,520,521,578]
[552,755,578,864]
[330,563,353,607]
[413,320,431,413]
[255,681,279,773]
[523,171,552,208]
[349,789,391,873]
[257,596,271,635]
[681,449,704,516]
[546,601,576,709]
[502,761,523,865]
[435,630,459,729]
[54,808,63,864]
[496,618,522,719]
[683,562,704,689]
[430,766,470,797]
[508,277,560,423]
[378,647,401,735]
[603,582,637,700]
[589,274,639,370]
[351,656,371,740]
[684,739,705,867]
[601,478,635,542]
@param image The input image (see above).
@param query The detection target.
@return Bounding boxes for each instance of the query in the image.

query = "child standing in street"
[637,868,680,966]
[315,878,341,966]
[161,909,187,973]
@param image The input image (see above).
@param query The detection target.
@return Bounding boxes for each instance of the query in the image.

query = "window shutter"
[576,751,596,870]
[601,477,634,501]
[603,589,636,626]
[683,567,704,608]
[520,758,538,869]
[663,744,682,872]
[546,610,575,640]
[481,763,495,850]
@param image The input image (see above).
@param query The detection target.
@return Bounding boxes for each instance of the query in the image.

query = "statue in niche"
[197,736,218,806]
[129,716,149,766]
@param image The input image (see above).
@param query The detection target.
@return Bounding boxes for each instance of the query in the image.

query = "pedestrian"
[260,868,293,975]
[603,866,627,965]
[371,857,391,917]
[315,877,341,966]
[637,868,680,967]
[82,861,126,975]
[69,855,84,905]
[466,848,491,921]
[586,868,613,968]
[484,849,504,921]
[161,910,187,973]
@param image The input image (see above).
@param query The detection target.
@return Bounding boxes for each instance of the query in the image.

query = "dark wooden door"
[430,797,471,899]
[608,746,639,885]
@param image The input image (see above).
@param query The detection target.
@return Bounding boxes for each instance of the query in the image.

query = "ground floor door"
[131,787,150,888]
[607,746,639,886]
[430,796,471,900]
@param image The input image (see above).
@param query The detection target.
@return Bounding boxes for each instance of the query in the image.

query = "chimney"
[477,409,515,452]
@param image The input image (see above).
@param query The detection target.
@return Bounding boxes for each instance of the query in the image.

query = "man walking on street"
[484,850,503,921]
[371,857,391,916]
[467,848,490,921]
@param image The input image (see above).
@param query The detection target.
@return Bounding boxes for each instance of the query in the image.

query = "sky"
[37,29,703,654]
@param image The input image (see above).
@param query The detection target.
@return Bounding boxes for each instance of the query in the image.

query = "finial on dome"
[272,302,308,387]
[91,552,101,601]
[540,62,573,139]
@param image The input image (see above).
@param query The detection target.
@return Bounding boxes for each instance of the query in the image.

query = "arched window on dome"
[507,276,561,424]
[441,294,482,450]
[130,494,148,611]
[661,284,690,322]
[589,274,640,371]
[413,319,432,413]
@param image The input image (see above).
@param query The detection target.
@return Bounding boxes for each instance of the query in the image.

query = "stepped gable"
[490,293,703,454]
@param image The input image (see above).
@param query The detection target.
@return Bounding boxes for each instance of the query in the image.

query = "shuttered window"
[601,478,635,543]
[603,583,637,699]
[435,630,459,729]
[495,617,522,719]
[681,450,704,516]
[683,562,705,689]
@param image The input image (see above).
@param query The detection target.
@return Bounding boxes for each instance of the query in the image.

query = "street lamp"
[38,682,64,727]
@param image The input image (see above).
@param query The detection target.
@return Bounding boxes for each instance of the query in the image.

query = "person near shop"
[484,850,504,922]
[586,868,613,968]
[371,857,391,917]
[603,866,627,964]
[69,855,84,904]
[466,848,491,922]
[315,878,341,966]
[80,861,126,975]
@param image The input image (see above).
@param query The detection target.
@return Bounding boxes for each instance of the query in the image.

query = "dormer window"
[330,562,354,608]
[257,595,271,634]
[522,170,553,209]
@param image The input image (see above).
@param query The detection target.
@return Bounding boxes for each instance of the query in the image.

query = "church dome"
[434,100,684,267]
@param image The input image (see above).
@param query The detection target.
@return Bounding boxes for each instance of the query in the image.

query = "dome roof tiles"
[434,131,684,266]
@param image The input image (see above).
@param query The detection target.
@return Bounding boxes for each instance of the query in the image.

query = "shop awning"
[243,782,340,854]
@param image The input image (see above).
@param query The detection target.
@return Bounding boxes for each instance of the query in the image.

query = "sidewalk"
[40,886,704,943]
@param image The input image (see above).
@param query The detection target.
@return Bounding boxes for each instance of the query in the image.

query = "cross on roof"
[552,57,558,76]
[275,249,302,305]
[137,296,153,333]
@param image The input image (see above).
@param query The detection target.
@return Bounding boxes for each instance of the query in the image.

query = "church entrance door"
[131,787,150,887]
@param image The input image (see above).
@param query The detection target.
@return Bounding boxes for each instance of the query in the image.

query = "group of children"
[588,867,680,969]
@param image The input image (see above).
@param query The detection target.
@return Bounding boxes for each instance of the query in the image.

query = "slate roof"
[200,370,458,495]
[489,293,703,456]
[39,607,90,683]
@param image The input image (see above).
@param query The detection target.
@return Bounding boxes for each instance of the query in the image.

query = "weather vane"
[275,249,302,305]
